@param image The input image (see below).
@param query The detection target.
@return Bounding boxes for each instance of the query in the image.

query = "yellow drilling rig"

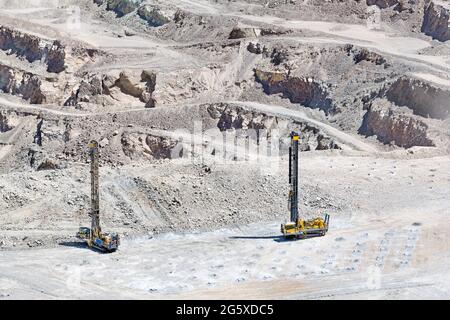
[77,140,119,252]
[281,132,330,239]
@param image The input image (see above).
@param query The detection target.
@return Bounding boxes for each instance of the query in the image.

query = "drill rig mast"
[90,140,101,239]
[281,132,330,239]
[77,140,119,252]
[289,132,299,222]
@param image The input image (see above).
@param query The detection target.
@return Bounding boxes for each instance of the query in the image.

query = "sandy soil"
[1,153,449,299]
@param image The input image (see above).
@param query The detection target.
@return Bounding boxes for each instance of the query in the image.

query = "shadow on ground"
[58,241,88,250]
[230,234,325,242]
[59,241,119,254]
[229,235,289,242]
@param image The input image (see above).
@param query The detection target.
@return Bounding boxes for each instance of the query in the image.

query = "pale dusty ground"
[1,153,449,299]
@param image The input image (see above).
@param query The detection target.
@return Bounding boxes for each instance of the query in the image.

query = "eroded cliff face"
[0,65,46,104]
[207,103,340,152]
[104,0,142,17]
[137,4,174,27]
[0,26,66,73]
[386,77,450,120]
[422,1,450,41]
[254,69,334,113]
[360,99,435,148]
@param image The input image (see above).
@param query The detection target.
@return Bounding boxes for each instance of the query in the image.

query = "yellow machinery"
[76,140,119,252]
[281,132,330,239]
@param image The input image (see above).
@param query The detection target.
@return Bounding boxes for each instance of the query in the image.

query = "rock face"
[422,1,450,42]
[45,44,66,73]
[386,77,450,120]
[121,133,179,160]
[137,4,173,27]
[348,46,387,65]
[360,99,435,148]
[18,74,46,104]
[97,0,174,27]
[64,76,105,105]
[115,71,157,107]
[366,0,400,9]
[229,27,261,39]
[0,26,66,73]
[145,135,180,159]
[0,65,46,104]
[254,69,334,113]
[207,104,340,151]
[0,65,15,93]
[0,111,13,132]
[65,70,156,107]
[105,0,142,17]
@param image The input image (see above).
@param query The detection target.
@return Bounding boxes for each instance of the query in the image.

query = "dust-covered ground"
[1,153,450,299]
[1,0,450,299]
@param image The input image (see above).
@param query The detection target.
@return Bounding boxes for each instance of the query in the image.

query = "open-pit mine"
[0,0,449,300]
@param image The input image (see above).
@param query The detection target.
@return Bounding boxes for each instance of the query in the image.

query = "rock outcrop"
[65,70,156,107]
[137,4,174,27]
[0,65,46,104]
[121,132,179,160]
[0,111,13,132]
[145,135,180,159]
[346,45,387,65]
[114,70,156,107]
[0,26,66,73]
[105,0,141,17]
[254,69,334,113]
[422,1,450,42]
[64,75,106,106]
[207,103,340,151]
[366,0,400,9]
[360,99,435,148]
[386,77,450,120]
[229,27,261,39]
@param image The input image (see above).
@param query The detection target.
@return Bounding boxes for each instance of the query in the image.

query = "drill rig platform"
[281,132,330,239]
[77,140,119,253]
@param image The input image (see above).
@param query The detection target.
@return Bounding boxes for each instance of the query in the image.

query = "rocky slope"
[0,0,450,249]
